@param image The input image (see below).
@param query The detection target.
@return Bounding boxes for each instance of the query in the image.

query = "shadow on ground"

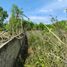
[13,33,28,67]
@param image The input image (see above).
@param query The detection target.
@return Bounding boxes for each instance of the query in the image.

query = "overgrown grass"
[25,29,67,67]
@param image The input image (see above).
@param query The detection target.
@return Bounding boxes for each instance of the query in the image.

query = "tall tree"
[0,7,8,28]
[9,4,23,35]
[9,4,29,35]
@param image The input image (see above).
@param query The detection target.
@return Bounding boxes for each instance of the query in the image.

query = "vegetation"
[0,4,67,67]
[0,7,8,31]
[24,25,67,67]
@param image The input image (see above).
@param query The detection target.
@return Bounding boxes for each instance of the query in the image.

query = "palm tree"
[10,4,30,34]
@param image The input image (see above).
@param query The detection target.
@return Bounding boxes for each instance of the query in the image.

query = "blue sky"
[0,0,67,24]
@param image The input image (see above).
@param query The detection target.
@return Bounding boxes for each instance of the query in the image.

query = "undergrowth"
[24,29,67,67]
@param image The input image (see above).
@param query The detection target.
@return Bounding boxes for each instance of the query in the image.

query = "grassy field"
[24,29,67,67]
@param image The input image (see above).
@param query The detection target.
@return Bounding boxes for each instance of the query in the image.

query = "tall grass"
[24,27,67,67]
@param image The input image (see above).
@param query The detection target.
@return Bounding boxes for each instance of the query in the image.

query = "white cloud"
[29,0,67,17]
[44,1,66,10]
[58,0,63,2]
[39,9,53,13]
[35,0,67,14]
[29,16,46,20]
[28,0,67,24]
[29,16,50,21]
[29,16,50,24]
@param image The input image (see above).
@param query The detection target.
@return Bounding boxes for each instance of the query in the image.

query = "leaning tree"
[9,4,29,35]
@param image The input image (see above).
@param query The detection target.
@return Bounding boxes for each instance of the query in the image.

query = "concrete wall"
[0,33,25,67]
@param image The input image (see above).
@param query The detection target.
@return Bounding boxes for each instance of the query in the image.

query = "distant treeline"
[0,4,67,35]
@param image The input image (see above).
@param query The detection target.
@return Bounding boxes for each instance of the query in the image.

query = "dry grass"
[0,31,11,44]
[25,29,67,67]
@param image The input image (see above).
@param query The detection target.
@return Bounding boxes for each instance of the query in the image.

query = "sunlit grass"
[25,29,67,67]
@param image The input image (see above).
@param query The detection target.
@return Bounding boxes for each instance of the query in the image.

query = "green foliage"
[24,20,67,67]
[38,23,45,30]
[33,24,39,30]
[27,21,34,30]
[53,20,67,30]
[4,23,9,31]
[25,30,67,67]
[0,4,67,67]
[0,7,8,28]
[8,4,23,35]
